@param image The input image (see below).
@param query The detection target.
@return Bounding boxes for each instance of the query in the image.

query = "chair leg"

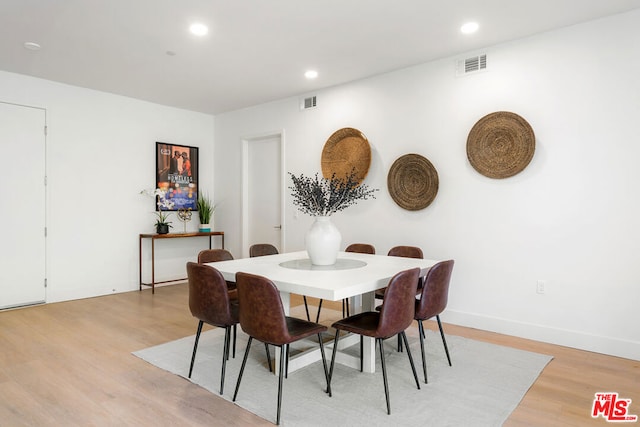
[265,343,272,372]
[315,299,324,323]
[397,334,403,352]
[378,338,391,415]
[285,345,289,379]
[359,335,363,372]
[418,320,428,384]
[318,333,331,397]
[401,331,420,390]
[341,298,350,317]
[276,344,286,425]
[303,296,310,321]
[328,330,341,387]
[225,326,231,361]
[232,324,237,358]
[436,315,452,366]
[220,326,231,394]
[188,320,204,378]
[233,336,253,402]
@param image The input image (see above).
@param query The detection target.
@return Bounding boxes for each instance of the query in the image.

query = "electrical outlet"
[536,280,546,294]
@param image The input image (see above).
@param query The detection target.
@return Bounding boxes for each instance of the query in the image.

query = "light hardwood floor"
[0,283,637,426]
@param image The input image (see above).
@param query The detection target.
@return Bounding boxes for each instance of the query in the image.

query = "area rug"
[134,319,552,426]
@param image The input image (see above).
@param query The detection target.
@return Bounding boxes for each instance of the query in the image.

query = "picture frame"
[155,141,199,211]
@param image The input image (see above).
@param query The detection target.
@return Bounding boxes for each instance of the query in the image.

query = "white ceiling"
[2,0,639,115]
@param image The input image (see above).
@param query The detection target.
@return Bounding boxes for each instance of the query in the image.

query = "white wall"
[214,11,640,360]
[0,71,215,302]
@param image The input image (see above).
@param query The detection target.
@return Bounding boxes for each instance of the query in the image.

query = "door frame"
[241,129,286,258]
[0,101,47,308]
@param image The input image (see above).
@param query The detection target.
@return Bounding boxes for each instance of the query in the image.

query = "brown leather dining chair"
[345,243,376,254]
[375,246,424,352]
[197,248,237,295]
[328,267,421,415]
[249,243,279,258]
[197,248,234,263]
[415,259,454,383]
[197,248,240,356]
[313,243,376,322]
[342,243,375,317]
[233,271,331,425]
[375,245,424,300]
[186,262,239,395]
[248,243,296,371]
[196,250,273,368]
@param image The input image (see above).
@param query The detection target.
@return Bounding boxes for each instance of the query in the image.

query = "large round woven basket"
[387,153,439,211]
[321,127,371,184]
[466,111,535,179]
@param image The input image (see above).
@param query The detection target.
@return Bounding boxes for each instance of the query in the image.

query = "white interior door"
[245,134,282,255]
[0,102,46,309]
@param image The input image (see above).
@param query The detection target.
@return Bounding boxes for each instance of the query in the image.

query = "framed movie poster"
[155,141,199,211]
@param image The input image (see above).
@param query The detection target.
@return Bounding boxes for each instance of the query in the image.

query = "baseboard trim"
[441,310,639,361]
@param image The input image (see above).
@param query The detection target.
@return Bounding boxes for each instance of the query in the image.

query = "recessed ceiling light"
[304,70,318,79]
[460,22,479,34]
[189,23,209,36]
[24,42,41,51]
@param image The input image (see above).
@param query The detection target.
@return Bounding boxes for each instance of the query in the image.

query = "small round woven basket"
[321,127,371,184]
[387,153,439,211]
[466,111,535,179]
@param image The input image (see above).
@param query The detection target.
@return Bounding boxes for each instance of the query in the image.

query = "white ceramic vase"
[199,223,211,232]
[305,216,341,265]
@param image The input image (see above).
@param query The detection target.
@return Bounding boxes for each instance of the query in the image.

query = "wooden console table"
[139,231,225,293]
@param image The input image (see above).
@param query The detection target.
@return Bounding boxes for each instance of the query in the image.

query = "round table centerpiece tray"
[279,258,367,271]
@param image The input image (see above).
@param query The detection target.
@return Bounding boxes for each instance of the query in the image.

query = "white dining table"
[207,250,438,373]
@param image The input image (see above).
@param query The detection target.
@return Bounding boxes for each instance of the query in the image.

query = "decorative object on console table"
[177,208,193,233]
[289,170,378,265]
[197,192,215,232]
[140,188,174,234]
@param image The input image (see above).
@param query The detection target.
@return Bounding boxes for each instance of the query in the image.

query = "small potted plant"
[154,210,173,234]
[197,192,215,232]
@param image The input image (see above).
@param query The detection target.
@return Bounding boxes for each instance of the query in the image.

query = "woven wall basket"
[321,127,371,184]
[387,153,439,211]
[466,111,535,179]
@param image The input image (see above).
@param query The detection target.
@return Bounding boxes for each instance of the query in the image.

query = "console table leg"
[139,235,143,291]
[151,239,155,294]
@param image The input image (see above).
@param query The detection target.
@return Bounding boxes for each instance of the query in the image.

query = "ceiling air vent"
[300,95,317,110]
[456,54,487,77]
